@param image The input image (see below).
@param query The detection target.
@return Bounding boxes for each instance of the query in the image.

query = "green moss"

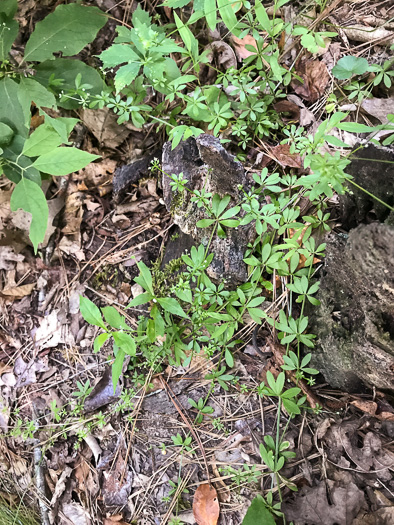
[152,256,184,297]
[91,265,119,289]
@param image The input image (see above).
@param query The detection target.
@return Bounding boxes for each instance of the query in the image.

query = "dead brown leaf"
[361,97,394,124]
[0,246,24,271]
[282,479,365,525]
[193,484,220,525]
[273,100,300,122]
[0,283,35,299]
[80,108,131,148]
[231,34,257,60]
[350,398,394,422]
[291,59,330,103]
[269,143,303,168]
[199,42,237,84]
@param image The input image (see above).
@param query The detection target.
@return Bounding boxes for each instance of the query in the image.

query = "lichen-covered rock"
[162,134,255,284]
[308,223,394,392]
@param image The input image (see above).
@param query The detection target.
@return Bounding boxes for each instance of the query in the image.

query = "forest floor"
[1,1,394,524]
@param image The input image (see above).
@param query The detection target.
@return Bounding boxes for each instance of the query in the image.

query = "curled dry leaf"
[193,483,220,525]
[199,41,237,84]
[273,100,300,122]
[230,34,257,60]
[291,59,330,103]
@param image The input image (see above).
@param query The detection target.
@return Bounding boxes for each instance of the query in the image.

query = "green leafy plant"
[0,1,106,250]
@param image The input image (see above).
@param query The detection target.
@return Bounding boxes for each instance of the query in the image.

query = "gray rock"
[162,134,255,284]
[308,223,394,392]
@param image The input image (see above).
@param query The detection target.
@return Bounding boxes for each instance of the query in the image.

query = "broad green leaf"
[128,292,153,307]
[135,261,154,295]
[18,78,56,118]
[0,14,18,61]
[114,62,141,92]
[1,135,41,184]
[0,78,29,137]
[43,115,79,144]
[157,297,188,318]
[196,218,215,227]
[32,147,100,175]
[34,58,105,110]
[22,123,64,157]
[112,348,125,391]
[0,0,17,17]
[113,332,136,356]
[101,306,128,330]
[94,332,111,353]
[10,178,48,252]
[332,56,369,80]
[99,44,139,69]
[0,122,14,147]
[79,296,106,329]
[24,3,107,62]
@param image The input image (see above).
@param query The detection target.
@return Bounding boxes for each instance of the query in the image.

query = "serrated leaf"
[79,296,106,329]
[32,147,100,175]
[10,178,48,253]
[332,56,369,80]
[114,62,141,92]
[99,44,139,69]
[24,3,107,62]
[22,123,63,157]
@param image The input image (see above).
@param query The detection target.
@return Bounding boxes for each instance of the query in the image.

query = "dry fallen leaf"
[291,59,330,103]
[273,100,300,122]
[269,143,303,168]
[103,516,129,525]
[231,34,257,60]
[0,283,35,299]
[193,484,220,525]
[199,41,237,84]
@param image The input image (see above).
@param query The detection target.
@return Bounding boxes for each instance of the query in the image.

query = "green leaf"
[32,147,100,175]
[43,115,79,144]
[18,78,57,115]
[34,58,105,110]
[135,261,154,295]
[225,348,234,367]
[79,296,106,329]
[0,122,14,147]
[99,44,139,69]
[0,0,17,17]
[332,56,369,80]
[157,297,188,318]
[24,3,107,62]
[102,306,128,330]
[0,78,29,137]
[336,122,373,133]
[204,0,217,31]
[10,178,48,252]
[0,14,18,61]
[113,332,136,356]
[114,62,141,92]
[217,0,240,35]
[196,218,215,228]
[112,348,125,391]
[1,135,41,185]
[174,13,197,53]
[22,123,64,157]
[94,332,111,353]
[128,292,153,307]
